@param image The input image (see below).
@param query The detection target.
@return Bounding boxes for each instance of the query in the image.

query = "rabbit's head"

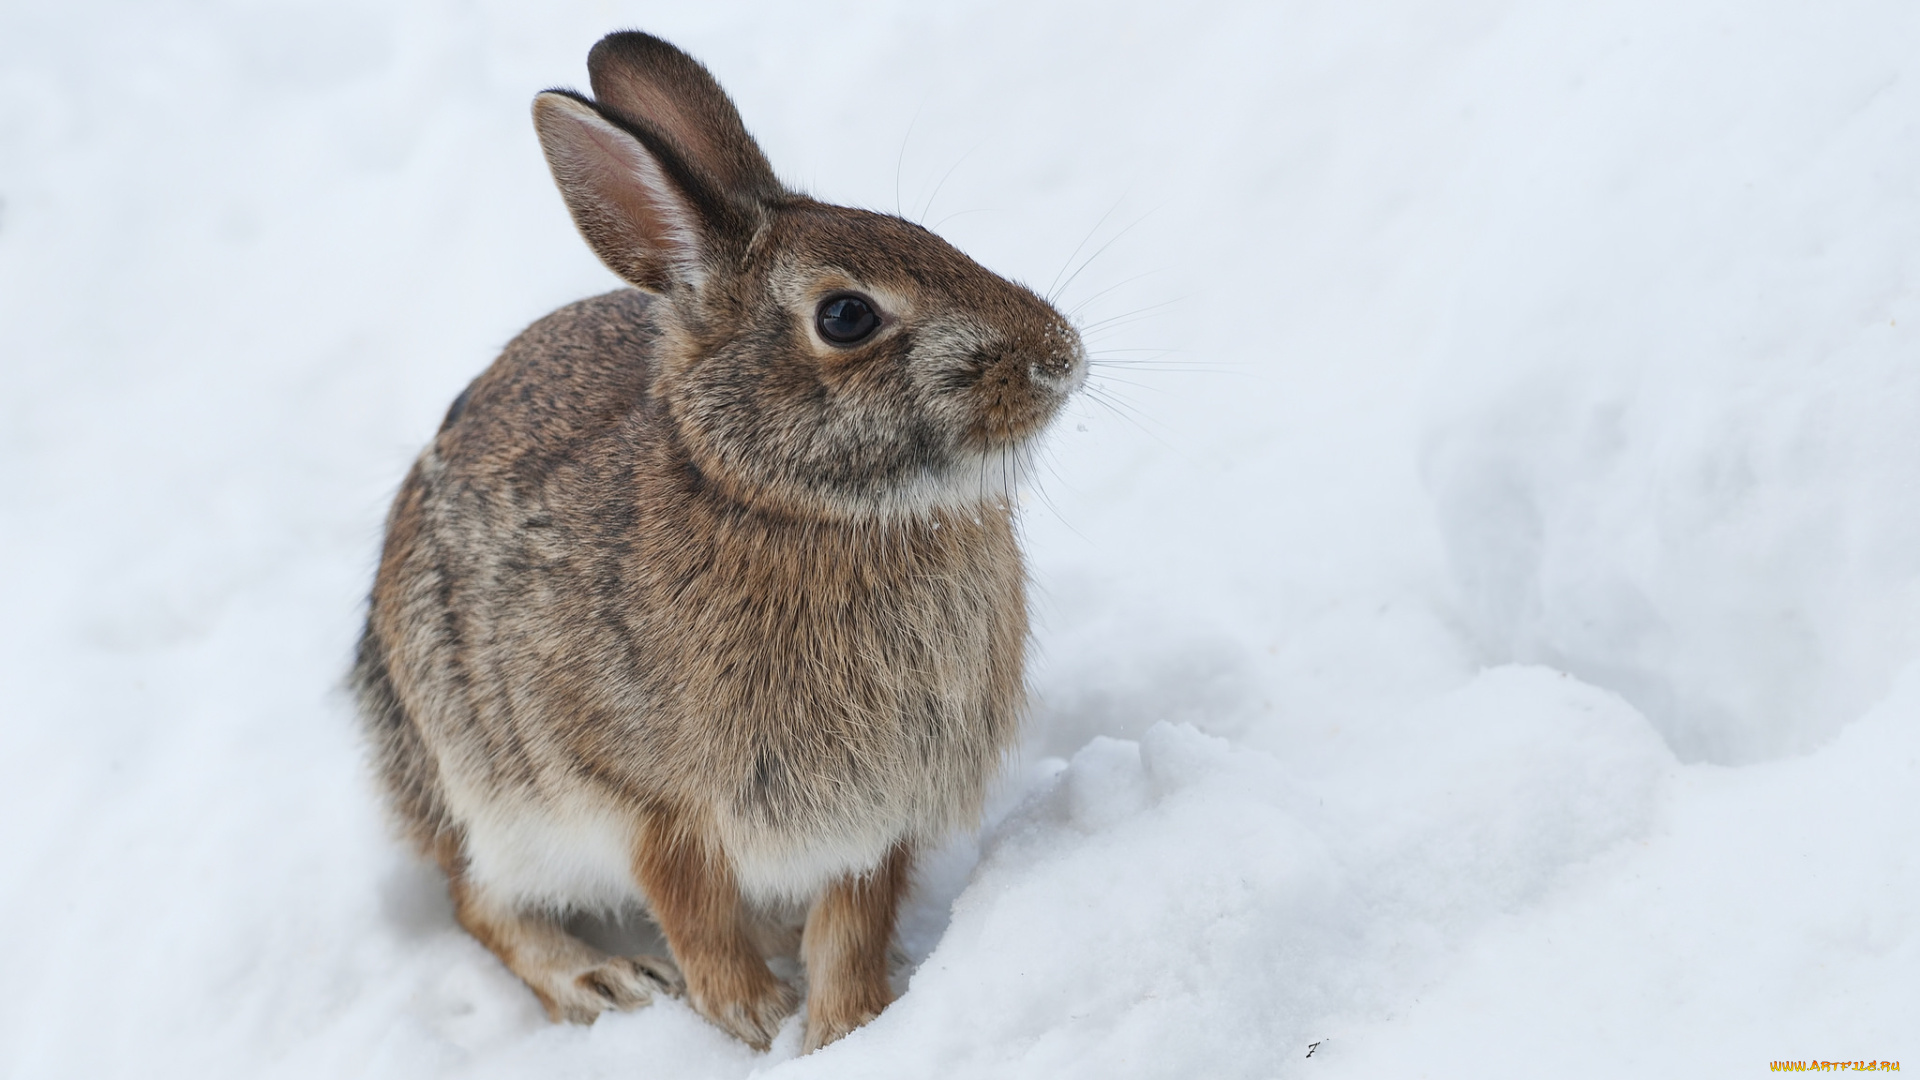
[534,33,1085,520]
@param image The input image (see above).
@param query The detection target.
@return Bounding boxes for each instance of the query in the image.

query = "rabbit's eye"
[816,294,881,345]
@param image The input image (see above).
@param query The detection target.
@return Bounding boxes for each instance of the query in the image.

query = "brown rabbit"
[351,31,1085,1053]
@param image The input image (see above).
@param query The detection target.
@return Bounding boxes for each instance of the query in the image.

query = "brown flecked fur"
[351,30,1084,1054]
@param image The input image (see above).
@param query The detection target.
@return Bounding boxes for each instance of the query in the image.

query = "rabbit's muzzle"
[956,325,1086,449]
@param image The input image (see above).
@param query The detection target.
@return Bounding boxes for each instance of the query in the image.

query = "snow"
[2,1,1915,1076]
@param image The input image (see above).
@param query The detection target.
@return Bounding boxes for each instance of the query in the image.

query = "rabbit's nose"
[1029,342,1087,394]
[1026,319,1087,393]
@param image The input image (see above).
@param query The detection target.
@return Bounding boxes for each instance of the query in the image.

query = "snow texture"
[2,1,1915,1077]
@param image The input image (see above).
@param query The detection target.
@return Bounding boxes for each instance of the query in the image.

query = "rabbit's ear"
[587,32,783,204]
[533,90,711,293]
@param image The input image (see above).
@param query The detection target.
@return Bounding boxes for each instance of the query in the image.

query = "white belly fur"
[454,788,645,914]
[716,809,902,904]
[450,782,902,912]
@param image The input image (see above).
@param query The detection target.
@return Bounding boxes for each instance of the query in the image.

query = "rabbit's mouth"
[918,350,1084,513]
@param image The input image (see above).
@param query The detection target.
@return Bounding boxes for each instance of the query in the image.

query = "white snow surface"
[3,1,1916,1076]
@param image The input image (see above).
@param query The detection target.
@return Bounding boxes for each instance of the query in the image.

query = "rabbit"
[351,30,1086,1054]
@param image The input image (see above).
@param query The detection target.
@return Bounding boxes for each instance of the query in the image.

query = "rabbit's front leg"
[448,874,683,1023]
[800,842,912,1052]
[633,810,799,1050]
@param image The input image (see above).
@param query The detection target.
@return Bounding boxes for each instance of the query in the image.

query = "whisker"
[1036,447,1078,518]
[894,108,922,219]
[1090,359,1242,375]
[1047,199,1124,301]
[1079,395,1165,449]
[1024,445,1086,542]
[1082,383,1171,437]
[1086,372,1167,392]
[929,207,1001,230]
[1051,209,1155,308]
[1076,297,1182,334]
[1078,314,1182,341]
[1066,270,1164,319]
[1080,384,1147,426]
[918,146,978,223]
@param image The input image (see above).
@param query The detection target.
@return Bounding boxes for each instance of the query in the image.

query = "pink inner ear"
[534,94,706,293]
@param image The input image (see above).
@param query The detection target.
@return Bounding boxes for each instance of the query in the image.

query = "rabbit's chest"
[666,556,1013,762]
[631,516,1025,897]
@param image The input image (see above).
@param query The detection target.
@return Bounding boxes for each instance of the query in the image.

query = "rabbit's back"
[361,289,1028,906]
[443,288,662,479]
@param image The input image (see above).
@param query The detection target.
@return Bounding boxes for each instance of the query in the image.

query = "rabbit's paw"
[547,954,683,1023]
[802,1001,881,1053]
[692,973,799,1051]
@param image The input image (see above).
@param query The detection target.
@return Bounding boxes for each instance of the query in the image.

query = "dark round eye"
[816,294,881,345]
